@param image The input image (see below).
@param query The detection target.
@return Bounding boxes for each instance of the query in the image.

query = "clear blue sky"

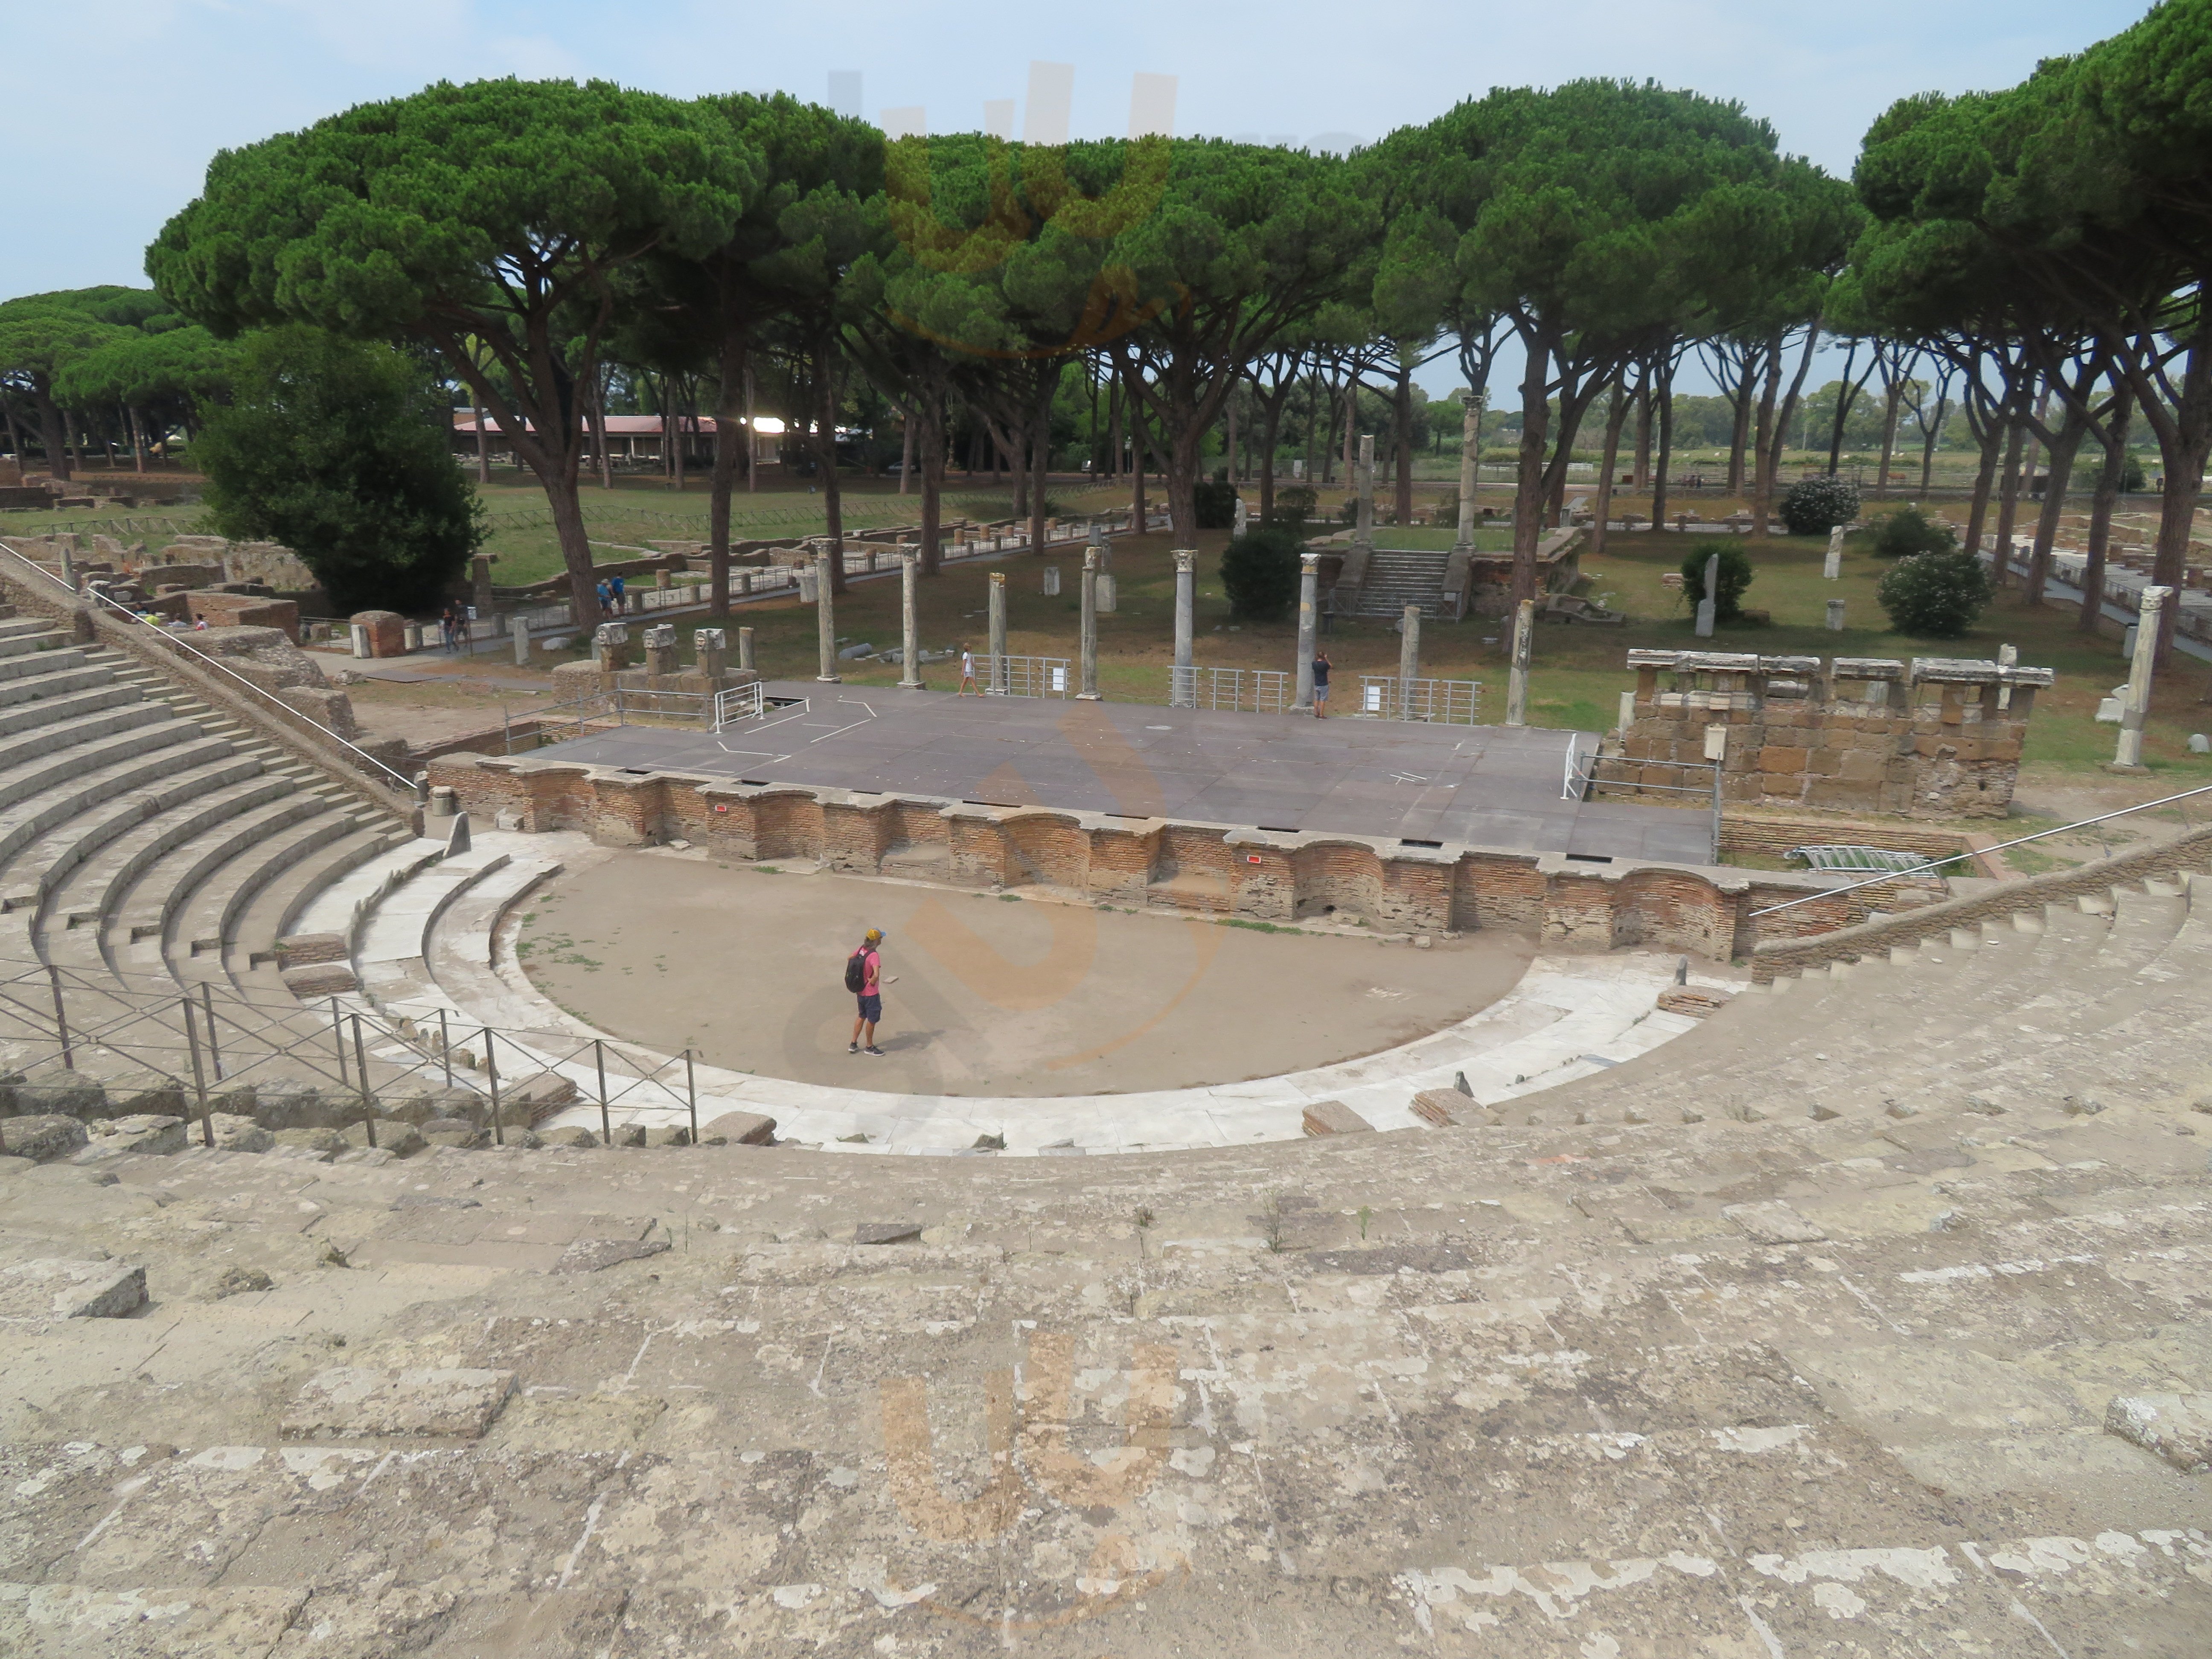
[2,0,2149,395]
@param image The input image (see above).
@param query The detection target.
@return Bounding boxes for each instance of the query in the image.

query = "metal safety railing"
[1169,664,1295,714]
[1354,675,1481,724]
[714,682,768,727]
[0,954,713,1155]
[0,540,417,793]
[1749,780,2212,917]
[976,653,1072,698]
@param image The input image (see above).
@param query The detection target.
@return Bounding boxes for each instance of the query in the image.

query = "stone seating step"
[0,679,144,742]
[144,808,380,973]
[0,717,209,819]
[0,699,175,778]
[0,662,120,711]
[0,742,254,903]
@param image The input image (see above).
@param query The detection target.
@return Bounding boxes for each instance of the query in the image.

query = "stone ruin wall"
[422,751,1908,963]
[1605,649,2055,820]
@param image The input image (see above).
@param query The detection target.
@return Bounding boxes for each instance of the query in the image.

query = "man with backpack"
[846,927,886,1055]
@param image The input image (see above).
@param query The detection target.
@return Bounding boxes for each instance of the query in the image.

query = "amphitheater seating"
[0,587,2207,1653]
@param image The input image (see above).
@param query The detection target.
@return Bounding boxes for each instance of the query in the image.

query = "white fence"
[1169,665,1295,714]
[977,654,1072,698]
[1354,675,1481,724]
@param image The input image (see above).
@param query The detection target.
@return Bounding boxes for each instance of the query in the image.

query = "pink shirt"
[859,949,881,993]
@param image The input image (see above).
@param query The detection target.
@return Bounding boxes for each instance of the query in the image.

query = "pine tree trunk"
[1509,341,1552,609]
[1989,419,2026,588]
[1651,363,1676,532]
[1875,382,1902,499]
[1590,375,1630,559]
[2026,409,2086,607]
[708,337,745,617]
[2079,386,2132,635]
[1394,359,1415,524]
[919,392,945,576]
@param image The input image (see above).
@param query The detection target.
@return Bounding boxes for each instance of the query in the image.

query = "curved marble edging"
[371,831,1736,1155]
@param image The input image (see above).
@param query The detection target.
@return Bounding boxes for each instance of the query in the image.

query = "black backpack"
[844,949,868,992]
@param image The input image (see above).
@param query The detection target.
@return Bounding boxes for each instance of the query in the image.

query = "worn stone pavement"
[1,1059,2207,1657]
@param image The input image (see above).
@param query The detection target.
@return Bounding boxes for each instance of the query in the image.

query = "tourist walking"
[440,605,459,652]
[595,579,612,617]
[846,927,887,1055]
[957,647,978,695]
[1312,647,1332,718]
[610,573,627,615]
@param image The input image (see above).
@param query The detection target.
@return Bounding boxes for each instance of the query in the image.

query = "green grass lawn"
[1367,527,1515,552]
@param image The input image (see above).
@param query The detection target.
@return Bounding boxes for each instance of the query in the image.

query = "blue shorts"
[857,993,882,1022]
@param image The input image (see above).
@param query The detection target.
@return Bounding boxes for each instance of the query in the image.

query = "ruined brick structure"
[1606,649,2054,819]
[422,751,1904,960]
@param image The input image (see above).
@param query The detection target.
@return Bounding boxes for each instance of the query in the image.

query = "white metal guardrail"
[979,653,1072,698]
[713,682,767,727]
[1355,675,1481,724]
[1169,664,1294,714]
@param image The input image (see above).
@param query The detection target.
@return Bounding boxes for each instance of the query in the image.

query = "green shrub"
[2117,455,2146,493]
[1680,540,1754,623]
[1266,484,1317,528]
[1778,474,1860,536]
[1193,479,1239,530]
[1220,526,1304,620]
[1868,505,1957,559]
[1877,548,1992,637]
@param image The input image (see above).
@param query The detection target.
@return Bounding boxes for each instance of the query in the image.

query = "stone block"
[1302,1099,1374,1137]
[854,1222,923,1245]
[271,1126,346,1158]
[103,1072,188,1118]
[1756,746,1808,774]
[508,1070,577,1125]
[608,1123,647,1148]
[205,1113,272,1153]
[345,1120,424,1156]
[642,1126,690,1147]
[2104,1393,2212,1474]
[349,610,409,658]
[253,1083,326,1129]
[1720,1201,1826,1244]
[419,1119,485,1150]
[700,1110,776,1146]
[281,962,358,998]
[12,1074,105,1119]
[1656,987,1731,1019]
[554,1236,671,1273]
[539,1125,597,1148]
[83,1114,186,1155]
[1410,1089,1468,1128]
[3,1113,86,1162]
[278,932,349,966]
[282,1366,517,1439]
[0,1257,148,1319]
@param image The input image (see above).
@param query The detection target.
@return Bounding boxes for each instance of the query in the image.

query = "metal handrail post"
[684,1048,698,1145]
[331,997,349,1087]
[182,996,213,1150]
[48,965,72,1070]
[485,1030,504,1147]
[438,1008,452,1088]
[201,981,221,1080]
[350,1015,376,1149]
[595,1038,611,1146]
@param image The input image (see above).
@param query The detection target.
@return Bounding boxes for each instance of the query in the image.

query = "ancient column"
[1078,548,1102,701]
[694,627,727,691]
[1454,394,1479,555]
[2113,584,2173,770]
[509,613,532,666]
[1354,434,1376,550]
[1504,599,1534,727]
[737,625,755,672]
[1171,548,1196,707]
[594,621,627,689]
[1234,495,1249,538]
[1825,599,1845,632]
[1824,525,1844,579]
[815,552,840,684]
[1398,605,1421,720]
[1042,565,1060,596]
[899,552,923,690]
[1091,521,1115,614]
[643,623,678,683]
[1694,551,1720,637]
[1292,553,1320,713]
[987,570,1008,694]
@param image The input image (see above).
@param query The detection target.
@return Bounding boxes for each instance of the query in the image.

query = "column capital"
[989,570,1005,588]
[1300,552,1320,573]
[1083,547,1100,571]
[2139,583,2174,613]
[1173,548,1196,573]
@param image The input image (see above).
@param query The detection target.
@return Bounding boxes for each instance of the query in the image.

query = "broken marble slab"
[2105,1393,2212,1474]
[0,1257,148,1319]
[1720,1201,1828,1244]
[282,1367,516,1439]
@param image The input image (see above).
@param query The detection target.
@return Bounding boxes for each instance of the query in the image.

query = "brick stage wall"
[428,753,1857,961]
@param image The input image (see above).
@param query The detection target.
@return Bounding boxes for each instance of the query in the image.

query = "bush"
[1266,484,1317,528]
[1680,540,1754,623]
[1868,505,1957,559]
[1877,549,1992,638]
[1778,474,1860,536]
[2117,455,2146,493]
[1220,526,1304,620]
[1193,479,1239,530]
[196,325,482,612]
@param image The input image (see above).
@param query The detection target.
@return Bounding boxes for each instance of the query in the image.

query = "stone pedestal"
[737,626,755,672]
[694,628,728,689]
[1825,599,1845,631]
[1694,552,1720,637]
[643,623,678,680]
[350,610,407,659]
[509,613,531,665]
[1824,526,1844,579]
[2113,585,2173,770]
[1454,395,1480,554]
[593,621,627,682]
[1042,565,1060,597]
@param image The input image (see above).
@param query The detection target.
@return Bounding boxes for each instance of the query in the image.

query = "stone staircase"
[1337,547,1456,618]
[0,866,2205,1652]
